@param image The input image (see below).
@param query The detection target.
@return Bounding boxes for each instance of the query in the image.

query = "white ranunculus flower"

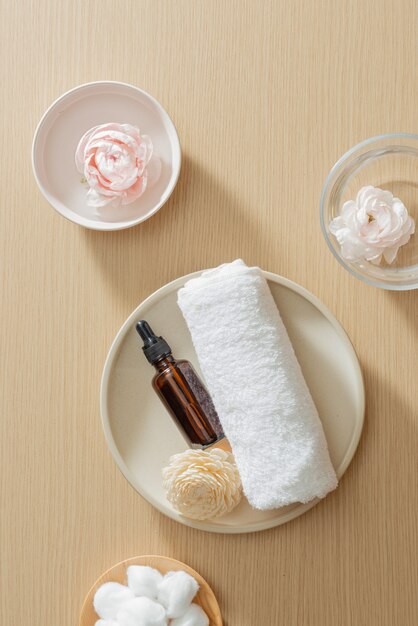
[162,448,242,520]
[75,122,161,208]
[329,185,415,264]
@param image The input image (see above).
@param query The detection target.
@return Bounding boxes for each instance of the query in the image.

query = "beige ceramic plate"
[100,270,365,533]
[79,555,222,626]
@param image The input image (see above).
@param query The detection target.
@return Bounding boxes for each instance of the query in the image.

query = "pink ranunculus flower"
[329,185,415,265]
[75,123,158,208]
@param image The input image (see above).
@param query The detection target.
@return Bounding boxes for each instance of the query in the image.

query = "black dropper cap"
[136,320,172,365]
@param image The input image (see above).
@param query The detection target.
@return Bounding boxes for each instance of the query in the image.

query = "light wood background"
[1,1,417,625]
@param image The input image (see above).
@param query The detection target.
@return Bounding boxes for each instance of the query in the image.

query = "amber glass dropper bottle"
[136,320,226,449]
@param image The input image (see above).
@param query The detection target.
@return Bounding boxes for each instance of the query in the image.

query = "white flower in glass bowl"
[75,122,161,208]
[329,185,415,265]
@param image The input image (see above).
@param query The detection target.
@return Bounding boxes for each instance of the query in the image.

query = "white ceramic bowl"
[32,81,181,230]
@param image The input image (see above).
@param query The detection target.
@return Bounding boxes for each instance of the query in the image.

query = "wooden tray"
[79,555,222,626]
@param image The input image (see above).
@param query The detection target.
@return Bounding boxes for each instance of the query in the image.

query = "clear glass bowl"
[321,133,418,290]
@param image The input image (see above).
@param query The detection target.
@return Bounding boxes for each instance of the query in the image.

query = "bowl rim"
[31,80,182,231]
[320,132,418,291]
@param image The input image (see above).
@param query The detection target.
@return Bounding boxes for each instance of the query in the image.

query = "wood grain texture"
[79,555,222,626]
[0,1,417,625]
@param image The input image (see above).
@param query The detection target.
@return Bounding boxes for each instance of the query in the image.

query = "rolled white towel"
[177,259,338,510]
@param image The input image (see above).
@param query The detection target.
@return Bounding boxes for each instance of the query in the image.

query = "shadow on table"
[79,154,275,308]
[385,288,418,335]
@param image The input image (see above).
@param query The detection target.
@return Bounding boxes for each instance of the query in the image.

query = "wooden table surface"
[1,1,417,624]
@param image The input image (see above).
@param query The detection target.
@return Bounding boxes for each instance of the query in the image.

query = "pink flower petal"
[76,123,160,208]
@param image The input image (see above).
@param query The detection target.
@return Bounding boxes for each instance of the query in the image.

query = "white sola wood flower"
[330,185,415,264]
[162,448,242,520]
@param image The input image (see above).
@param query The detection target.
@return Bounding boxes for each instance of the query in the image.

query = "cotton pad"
[171,603,209,626]
[127,565,163,599]
[94,582,135,620]
[95,620,118,626]
[117,597,167,626]
[157,571,199,619]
